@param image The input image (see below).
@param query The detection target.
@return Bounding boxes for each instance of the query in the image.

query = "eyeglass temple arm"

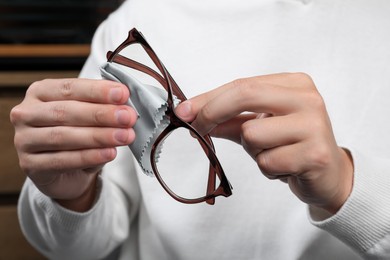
[106,28,187,104]
[107,51,219,155]
[107,52,221,196]
[107,51,181,98]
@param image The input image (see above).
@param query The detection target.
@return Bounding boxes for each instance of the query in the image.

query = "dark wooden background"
[0,1,123,258]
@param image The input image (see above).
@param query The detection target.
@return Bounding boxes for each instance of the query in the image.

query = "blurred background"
[0,0,123,258]
[0,0,124,44]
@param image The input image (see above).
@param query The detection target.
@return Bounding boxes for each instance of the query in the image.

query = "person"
[10,1,390,259]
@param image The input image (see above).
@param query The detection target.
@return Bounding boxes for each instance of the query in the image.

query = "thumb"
[175,100,250,144]
[175,83,232,122]
[175,100,196,122]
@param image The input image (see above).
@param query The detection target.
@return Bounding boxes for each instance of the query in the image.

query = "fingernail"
[110,87,123,103]
[176,101,192,119]
[114,129,130,143]
[115,109,131,125]
[256,113,271,119]
[101,148,116,160]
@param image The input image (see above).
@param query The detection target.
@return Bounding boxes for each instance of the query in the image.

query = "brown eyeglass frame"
[106,28,232,205]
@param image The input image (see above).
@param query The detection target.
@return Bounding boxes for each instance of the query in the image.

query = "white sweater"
[18,1,390,259]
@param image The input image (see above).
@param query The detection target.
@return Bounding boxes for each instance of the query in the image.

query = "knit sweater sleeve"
[309,148,390,259]
[17,145,140,260]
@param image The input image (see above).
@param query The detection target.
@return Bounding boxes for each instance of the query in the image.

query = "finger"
[262,171,291,181]
[20,101,137,127]
[20,148,117,176]
[255,143,310,177]
[191,79,312,136]
[29,78,129,104]
[241,113,307,152]
[279,177,289,183]
[15,126,135,153]
[201,111,304,150]
[176,73,314,122]
[209,113,257,144]
[256,113,272,119]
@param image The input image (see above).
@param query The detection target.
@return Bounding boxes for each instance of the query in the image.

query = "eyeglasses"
[106,28,232,205]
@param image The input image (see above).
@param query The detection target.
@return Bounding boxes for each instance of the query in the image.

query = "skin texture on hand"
[10,78,137,212]
[176,73,354,214]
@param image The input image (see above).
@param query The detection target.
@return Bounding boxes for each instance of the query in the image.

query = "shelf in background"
[0,70,81,87]
[0,0,122,44]
[0,44,90,57]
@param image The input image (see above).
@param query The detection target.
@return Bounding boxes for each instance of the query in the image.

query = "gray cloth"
[101,62,171,176]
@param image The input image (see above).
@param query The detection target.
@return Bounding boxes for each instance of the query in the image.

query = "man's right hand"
[10,78,137,211]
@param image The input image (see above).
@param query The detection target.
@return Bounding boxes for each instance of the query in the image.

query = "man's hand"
[176,73,353,214]
[10,78,137,212]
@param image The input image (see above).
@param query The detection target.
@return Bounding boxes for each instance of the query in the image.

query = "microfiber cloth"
[101,62,177,176]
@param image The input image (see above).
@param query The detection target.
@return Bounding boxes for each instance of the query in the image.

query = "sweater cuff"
[309,148,390,253]
[30,175,105,233]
